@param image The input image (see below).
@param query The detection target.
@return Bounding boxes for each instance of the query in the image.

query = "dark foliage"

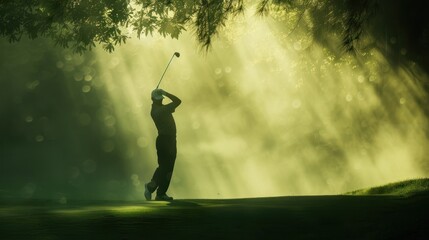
[0,0,244,52]
[0,0,130,52]
[1,0,427,58]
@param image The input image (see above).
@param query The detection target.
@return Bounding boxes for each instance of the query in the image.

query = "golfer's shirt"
[151,103,178,136]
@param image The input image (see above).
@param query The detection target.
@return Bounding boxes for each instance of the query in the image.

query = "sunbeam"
[86,7,429,199]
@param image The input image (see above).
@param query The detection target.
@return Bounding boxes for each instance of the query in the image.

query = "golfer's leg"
[156,138,177,196]
[149,168,160,191]
[149,136,164,192]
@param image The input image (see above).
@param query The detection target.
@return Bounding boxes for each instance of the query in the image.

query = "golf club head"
[174,52,180,58]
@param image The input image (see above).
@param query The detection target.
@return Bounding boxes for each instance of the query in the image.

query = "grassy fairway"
[1,180,428,240]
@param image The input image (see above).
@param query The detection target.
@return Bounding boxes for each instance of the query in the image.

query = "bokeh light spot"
[84,74,93,81]
[74,72,84,81]
[35,135,44,142]
[346,94,353,102]
[215,68,222,75]
[82,85,92,93]
[25,116,33,123]
[104,115,116,127]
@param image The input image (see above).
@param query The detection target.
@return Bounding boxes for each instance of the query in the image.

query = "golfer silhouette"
[145,89,181,201]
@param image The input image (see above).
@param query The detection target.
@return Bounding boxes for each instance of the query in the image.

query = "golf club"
[156,52,180,89]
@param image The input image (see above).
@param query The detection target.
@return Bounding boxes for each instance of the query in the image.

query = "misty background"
[1,4,428,201]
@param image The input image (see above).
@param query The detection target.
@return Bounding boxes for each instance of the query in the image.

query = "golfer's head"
[151,89,164,101]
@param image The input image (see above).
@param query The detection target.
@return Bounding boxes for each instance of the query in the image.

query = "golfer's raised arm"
[163,90,181,107]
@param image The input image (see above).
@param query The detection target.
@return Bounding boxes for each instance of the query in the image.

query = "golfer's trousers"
[151,134,177,195]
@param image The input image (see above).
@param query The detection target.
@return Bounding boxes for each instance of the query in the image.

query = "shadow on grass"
[0,193,427,240]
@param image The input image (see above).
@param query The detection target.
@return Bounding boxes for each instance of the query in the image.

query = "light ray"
[92,7,429,199]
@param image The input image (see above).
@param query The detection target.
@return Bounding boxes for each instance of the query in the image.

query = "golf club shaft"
[156,54,176,89]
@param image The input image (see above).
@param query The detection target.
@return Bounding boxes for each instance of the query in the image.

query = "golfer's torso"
[151,104,176,135]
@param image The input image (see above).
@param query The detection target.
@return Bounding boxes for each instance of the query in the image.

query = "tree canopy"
[0,0,244,52]
[1,0,428,74]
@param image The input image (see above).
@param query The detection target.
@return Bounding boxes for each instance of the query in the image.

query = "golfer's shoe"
[155,194,173,201]
[144,183,152,201]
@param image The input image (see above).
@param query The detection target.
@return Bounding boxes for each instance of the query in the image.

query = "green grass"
[1,179,428,239]
[347,178,429,196]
